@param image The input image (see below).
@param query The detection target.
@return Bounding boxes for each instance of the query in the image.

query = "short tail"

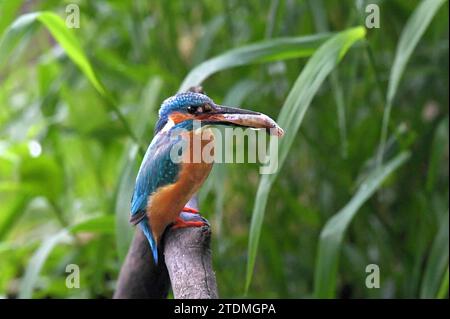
[138,220,158,264]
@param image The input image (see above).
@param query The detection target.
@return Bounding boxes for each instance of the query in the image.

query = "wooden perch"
[113,197,218,299]
[164,223,218,298]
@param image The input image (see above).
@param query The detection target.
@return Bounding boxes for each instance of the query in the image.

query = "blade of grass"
[18,214,115,298]
[314,151,410,298]
[310,0,349,158]
[0,12,105,94]
[0,0,24,36]
[18,229,72,298]
[245,26,367,293]
[426,117,449,193]
[114,146,140,262]
[377,0,447,166]
[0,12,144,152]
[69,215,115,235]
[437,267,449,299]
[192,15,225,66]
[0,194,30,240]
[420,211,449,298]
[179,33,332,92]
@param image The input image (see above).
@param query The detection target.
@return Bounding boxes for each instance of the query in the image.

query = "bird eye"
[187,105,197,114]
[187,104,209,114]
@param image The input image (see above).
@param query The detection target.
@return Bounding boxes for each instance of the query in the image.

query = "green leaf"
[314,152,410,298]
[19,155,64,200]
[245,26,367,293]
[70,215,115,235]
[0,12,106,95]
[179,33,332,92]
[18,214,114,299]
[0,194,30,240]
[426,117,449,192]
[18,229,72,298]
[437,267,449,299]
[0,0,24,36]
[420,211,449,298]
[387,0,446,106]
[192,15,225,66]
[0,11,35,70]
[377,0,447,165]
[114,148,139,262]
[310,0,349,158]
[19,215,114,299]
[134,77,163,142]
[0,11,144,151]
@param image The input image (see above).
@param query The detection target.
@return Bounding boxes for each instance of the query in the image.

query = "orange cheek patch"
[169,112,194,124]
[196,114,222,121]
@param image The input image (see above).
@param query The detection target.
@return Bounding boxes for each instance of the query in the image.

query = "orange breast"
[147,128,214,244]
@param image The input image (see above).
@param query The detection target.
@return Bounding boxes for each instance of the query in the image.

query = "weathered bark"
[164,224,218,299]
[113,197,218,299]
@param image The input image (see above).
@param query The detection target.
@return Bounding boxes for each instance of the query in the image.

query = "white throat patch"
[160,119,175,133]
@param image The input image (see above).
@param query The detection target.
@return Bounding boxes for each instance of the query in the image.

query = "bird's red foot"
[172,216,206,229]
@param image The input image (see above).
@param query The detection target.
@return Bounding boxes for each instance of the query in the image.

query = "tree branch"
[164,224,218,298]
[113,229,170,299]
[113,197,218,299]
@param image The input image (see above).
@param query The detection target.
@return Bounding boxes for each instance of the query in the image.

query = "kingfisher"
[130,88,284,263]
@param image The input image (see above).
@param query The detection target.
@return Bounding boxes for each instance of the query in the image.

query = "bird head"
[155,91,284,137]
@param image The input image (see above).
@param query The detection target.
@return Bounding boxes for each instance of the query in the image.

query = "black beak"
[197,105,284,137]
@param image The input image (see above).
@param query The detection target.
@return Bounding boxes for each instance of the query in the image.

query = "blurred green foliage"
[0,0,448,298]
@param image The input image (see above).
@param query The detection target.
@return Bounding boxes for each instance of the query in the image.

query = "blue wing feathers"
[131,133,180,216]
[139,219,158,263]
[130,194,146,217]
[130,132,181,263]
